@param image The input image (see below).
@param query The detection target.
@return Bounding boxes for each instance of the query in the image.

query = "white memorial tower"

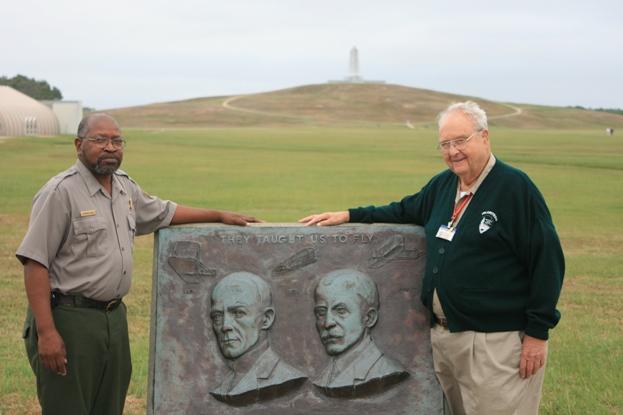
[346,47,363,83]
[328,47,385,84]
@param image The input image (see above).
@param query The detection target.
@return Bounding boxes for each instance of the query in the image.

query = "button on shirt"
[16,160,177,301]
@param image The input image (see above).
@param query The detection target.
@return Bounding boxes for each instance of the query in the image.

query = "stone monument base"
[148,223,443,415]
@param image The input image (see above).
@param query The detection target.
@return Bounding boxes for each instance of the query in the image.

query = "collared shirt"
[327,335,375,382]
[313,335,408,393]
[433,154,497,318]
[16,160,177,301]
[216,348,280,395]
[210,347,307,402]
[453,153,497,215]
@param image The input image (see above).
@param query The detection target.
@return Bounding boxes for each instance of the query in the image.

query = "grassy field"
[1,126,622,414]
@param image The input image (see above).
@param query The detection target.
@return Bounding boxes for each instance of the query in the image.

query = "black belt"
[52,293,122,312]
[434,316,449,329]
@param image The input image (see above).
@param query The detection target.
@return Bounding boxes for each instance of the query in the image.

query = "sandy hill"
[101,83,623,129]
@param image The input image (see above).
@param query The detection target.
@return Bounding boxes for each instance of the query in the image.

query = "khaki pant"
[23,303,132,415]
[431,325,546,415]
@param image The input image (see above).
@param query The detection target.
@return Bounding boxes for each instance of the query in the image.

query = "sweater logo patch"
[479,211,498,234]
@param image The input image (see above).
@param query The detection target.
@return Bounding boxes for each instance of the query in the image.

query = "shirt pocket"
[72,217,108,257]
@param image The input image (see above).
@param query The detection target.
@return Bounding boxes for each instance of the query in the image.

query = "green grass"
[1,126,622,414]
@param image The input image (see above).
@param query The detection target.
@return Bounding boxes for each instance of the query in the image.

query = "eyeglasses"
[436,130,481,154]
[80,137,127,150]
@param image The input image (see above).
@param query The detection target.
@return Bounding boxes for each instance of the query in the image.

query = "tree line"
[569,105,623,116]
[0,74,63,100]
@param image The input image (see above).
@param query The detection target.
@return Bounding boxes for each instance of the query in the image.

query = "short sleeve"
[16,185,70,267]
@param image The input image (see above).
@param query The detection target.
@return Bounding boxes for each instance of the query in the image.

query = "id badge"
[436,224,456,241]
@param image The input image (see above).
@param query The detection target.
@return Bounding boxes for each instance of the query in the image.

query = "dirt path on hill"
[222,96,296,119]
[222,96,252,113]
[489,103,522,119]
[223,95,524,124]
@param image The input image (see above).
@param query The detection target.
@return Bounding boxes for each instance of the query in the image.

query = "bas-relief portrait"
[149,224,443,415]
[209,272,307,405]
[313,269,409,398]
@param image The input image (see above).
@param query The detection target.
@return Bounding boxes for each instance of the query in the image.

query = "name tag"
[436,224,456,242]
[80,210,96,217]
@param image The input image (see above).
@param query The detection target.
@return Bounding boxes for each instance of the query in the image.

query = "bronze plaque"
[148,224,443,414]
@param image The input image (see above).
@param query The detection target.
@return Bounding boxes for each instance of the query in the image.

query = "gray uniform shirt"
[16,160,177,301]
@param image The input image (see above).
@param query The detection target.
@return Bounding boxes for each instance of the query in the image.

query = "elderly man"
[16,114,262,415]
[209,272,307,405]
[313,269,408,398]
[300,101,564,414]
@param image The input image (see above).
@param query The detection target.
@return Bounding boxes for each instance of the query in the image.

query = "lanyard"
[447,193,472,231]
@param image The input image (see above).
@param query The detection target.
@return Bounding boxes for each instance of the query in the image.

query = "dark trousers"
[23,303,132,415]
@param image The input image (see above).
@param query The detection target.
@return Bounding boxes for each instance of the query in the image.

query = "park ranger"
[16,113,262,415]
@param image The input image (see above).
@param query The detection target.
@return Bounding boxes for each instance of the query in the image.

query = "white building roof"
[0,86,60,136]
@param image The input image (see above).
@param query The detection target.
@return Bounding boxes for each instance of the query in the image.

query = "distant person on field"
[16,113,263,415]
[300,101,565,415]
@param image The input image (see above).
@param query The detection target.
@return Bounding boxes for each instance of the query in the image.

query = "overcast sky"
[3,1,621,110]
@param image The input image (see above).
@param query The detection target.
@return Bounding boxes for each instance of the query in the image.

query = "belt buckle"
[105,299,118,312]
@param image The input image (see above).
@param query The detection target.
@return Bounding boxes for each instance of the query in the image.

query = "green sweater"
[349,159,564,340]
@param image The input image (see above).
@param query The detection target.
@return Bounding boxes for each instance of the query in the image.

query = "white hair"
[437,101,488,131]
